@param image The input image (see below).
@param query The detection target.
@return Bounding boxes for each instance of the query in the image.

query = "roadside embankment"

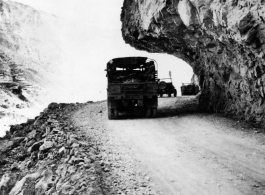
[0,101,156,195]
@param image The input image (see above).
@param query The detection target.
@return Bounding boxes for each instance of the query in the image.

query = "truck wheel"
[146,108,152,118]
[174,89,177,97]
[158,81,167,90]
[168,93,171,97]
[152,108,157,118]
[113,109,118,119]
[108,109,113,120]
[160,93,163,97]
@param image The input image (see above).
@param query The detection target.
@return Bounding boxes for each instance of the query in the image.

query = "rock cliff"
[121,0,265,125]
[0,0,66,133]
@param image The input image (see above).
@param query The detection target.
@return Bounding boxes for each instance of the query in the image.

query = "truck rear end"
[106,57,158,119]
[181,83,200,96]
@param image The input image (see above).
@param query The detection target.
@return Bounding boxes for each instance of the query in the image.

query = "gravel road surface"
[2,97,264,195]
[106,97,265,195]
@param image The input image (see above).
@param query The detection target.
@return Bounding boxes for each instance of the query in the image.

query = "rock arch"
[121,0,265,125]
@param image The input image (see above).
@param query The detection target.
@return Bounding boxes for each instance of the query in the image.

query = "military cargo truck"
[106,57,158,119]
[181,83,200,96]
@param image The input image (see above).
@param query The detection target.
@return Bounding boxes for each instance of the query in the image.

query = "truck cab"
[106,57,158,119]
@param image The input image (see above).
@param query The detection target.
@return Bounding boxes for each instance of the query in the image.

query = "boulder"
[0,141,14,152]
[40,141,54,152]
[27,130,37,139]
[28,140,44,153]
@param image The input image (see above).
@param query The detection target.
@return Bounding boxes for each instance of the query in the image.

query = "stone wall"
[121,0,265,124]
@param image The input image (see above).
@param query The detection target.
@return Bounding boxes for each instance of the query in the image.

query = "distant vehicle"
[158,78,177,97]
[106,57,159,119]
[181,83,200,96]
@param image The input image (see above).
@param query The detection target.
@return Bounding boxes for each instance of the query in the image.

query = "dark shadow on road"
[158,96,199,118]
[112,96,199,120]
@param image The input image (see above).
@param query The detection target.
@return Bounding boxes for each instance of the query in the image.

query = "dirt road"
[4,97,265,195]
[106,97,265,195]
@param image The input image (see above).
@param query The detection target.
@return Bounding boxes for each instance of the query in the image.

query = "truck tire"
[113,109,118,119]
[108,109,118,119]
[174,89,177,97]
[108,109,113,120]
[152,107,157,118]
[146,108,152,118]
[158,81,166,90]
[160,93,163,97]
[168,93,171,97]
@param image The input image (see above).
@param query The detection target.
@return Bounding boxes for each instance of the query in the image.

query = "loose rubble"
[0,101,156,195]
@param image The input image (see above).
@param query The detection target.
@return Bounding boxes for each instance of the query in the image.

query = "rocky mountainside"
[0,0,67,134]
[0,101,156,195]
[121,0,265,125]
[0,102,112,195]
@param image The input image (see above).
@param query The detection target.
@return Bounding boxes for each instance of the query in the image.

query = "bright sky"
[13,0,193,102]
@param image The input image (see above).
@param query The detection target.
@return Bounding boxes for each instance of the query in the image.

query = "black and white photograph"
[0,0,265,194]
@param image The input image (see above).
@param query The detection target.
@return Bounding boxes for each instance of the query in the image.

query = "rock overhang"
[121,0,265,125]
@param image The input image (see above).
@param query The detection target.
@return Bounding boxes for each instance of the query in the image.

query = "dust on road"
[107,97,265,195]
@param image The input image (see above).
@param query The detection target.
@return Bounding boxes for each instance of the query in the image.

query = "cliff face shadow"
[157,96,199,118]
[113,96,199,120]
